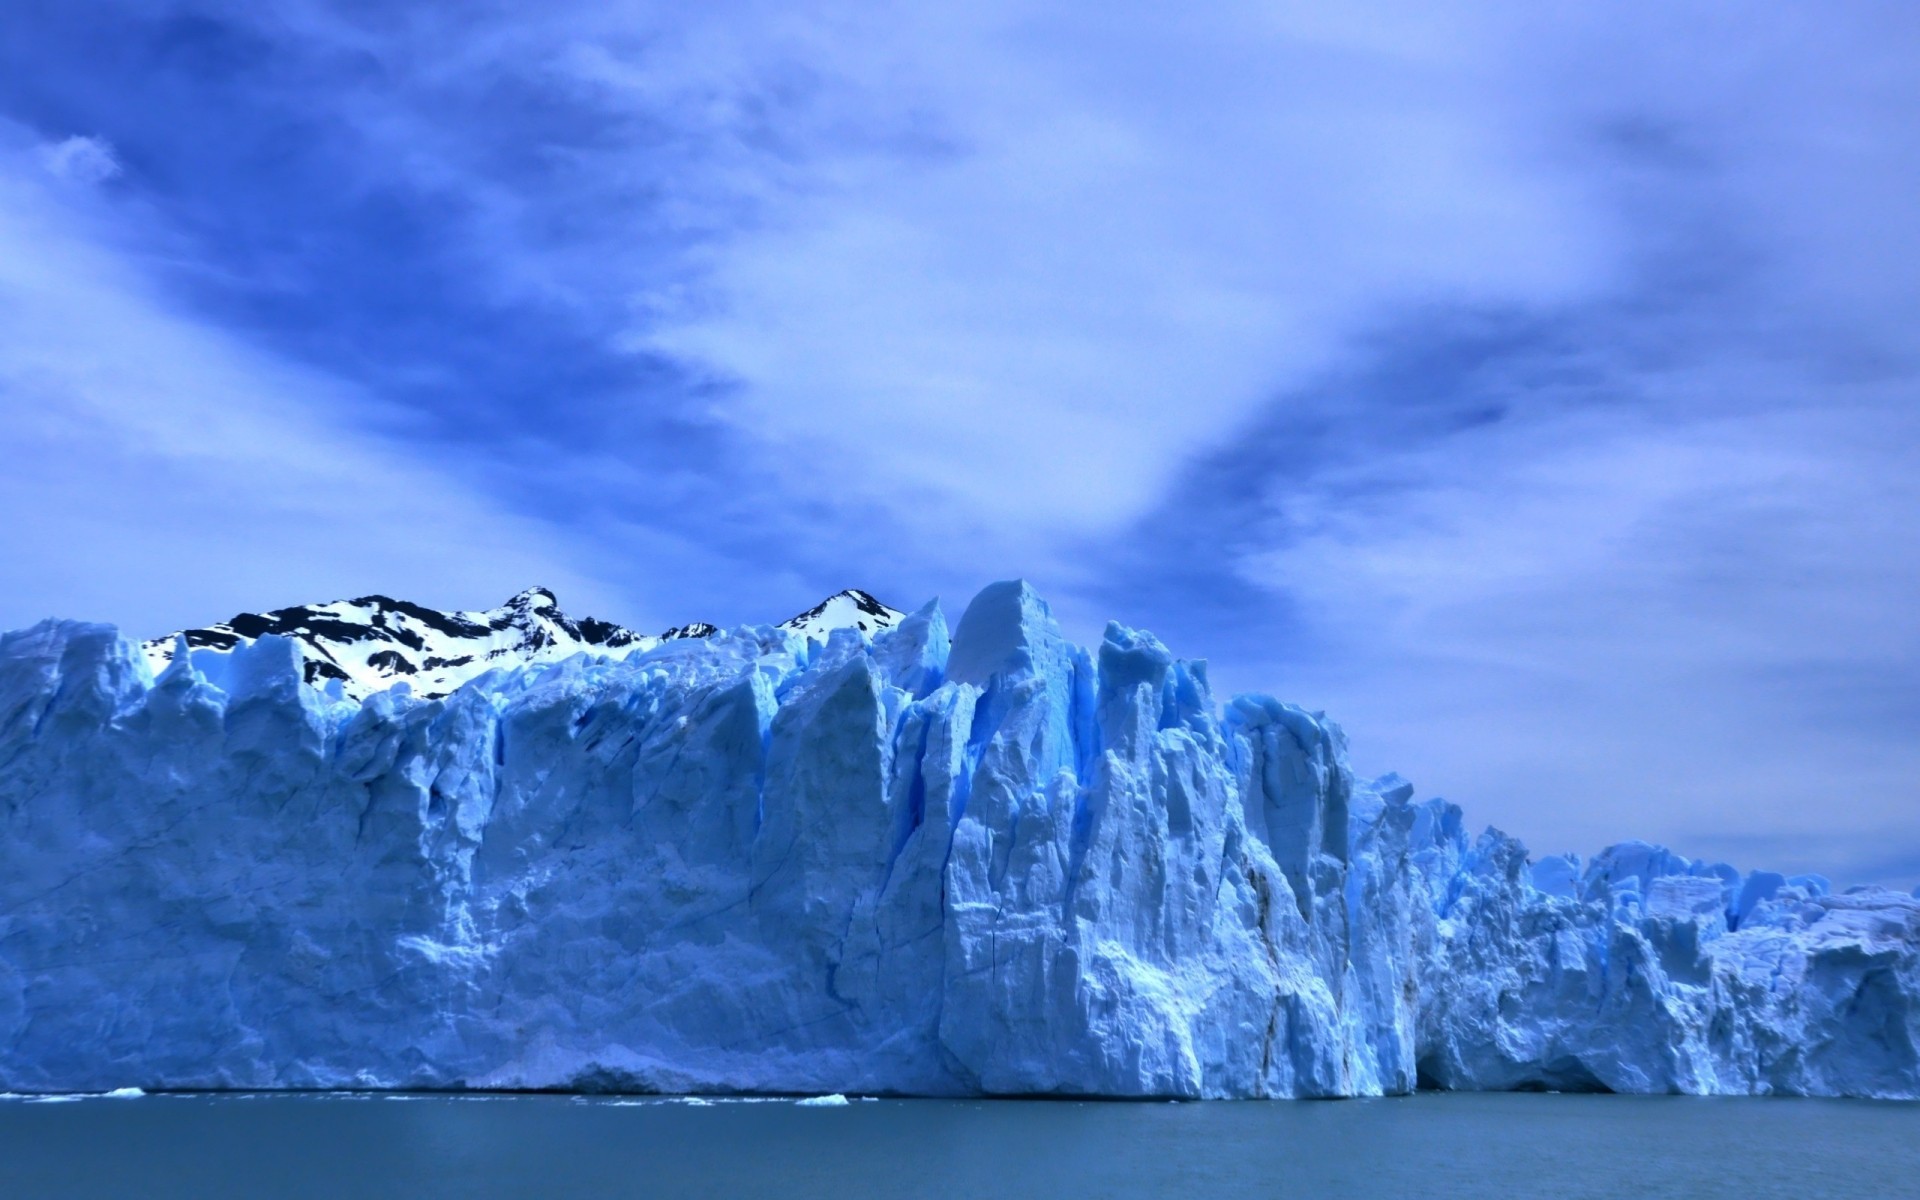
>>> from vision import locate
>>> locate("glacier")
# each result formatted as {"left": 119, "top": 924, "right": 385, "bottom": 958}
{"left": 0, "top": 580, "right": 1915, "bottom": 1099}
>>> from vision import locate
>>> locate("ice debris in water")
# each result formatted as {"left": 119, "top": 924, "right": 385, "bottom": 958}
{"left": 795, "top": 1094, "right": 851, "bottom": 1107}
{"left": 0, "top": 581, "right": 1915, "bottom": 1098}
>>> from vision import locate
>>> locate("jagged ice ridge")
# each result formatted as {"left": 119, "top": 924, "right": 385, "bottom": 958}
{"left": 140, "top": 586, "right": 904, "bottom": 702}
{"left": 1, "top": 582, "right": 1915, "bottom": 1098}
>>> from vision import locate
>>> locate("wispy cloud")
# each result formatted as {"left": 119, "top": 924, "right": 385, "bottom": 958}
{"left": 1073, "top": 1, "right": 1920, "bottom": 882}
{"left": 0, "top": 2, "right": 1915, "bottom": 883}
{"left": 36, "top": 134, "right": 119, "bottom": 184}
{"left": 642, "top": 4, "right": 1621, "bottom": 561}
{"left": 0, "top": 125, "right": 633, "bottom": 634}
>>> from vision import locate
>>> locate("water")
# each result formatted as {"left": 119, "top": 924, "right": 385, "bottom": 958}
{"left": 2, "top": 1091, "right": 1916, "bottom": 1198}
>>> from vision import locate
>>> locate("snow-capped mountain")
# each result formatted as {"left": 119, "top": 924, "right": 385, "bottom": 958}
{"left": 779, "top": 588, "right": 902, "bottom": 642}
{"left": 141, "top": 587, "right": 903, "bottom": 702}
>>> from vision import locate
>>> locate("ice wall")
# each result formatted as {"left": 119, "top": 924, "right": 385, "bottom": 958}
{"left": 1, "top": 582, "right": 1914, "bottom": 1097}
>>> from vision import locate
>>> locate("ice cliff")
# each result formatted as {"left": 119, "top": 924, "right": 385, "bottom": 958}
{"left": 1, "top": 582, "right": 1915, "bottom": 1098}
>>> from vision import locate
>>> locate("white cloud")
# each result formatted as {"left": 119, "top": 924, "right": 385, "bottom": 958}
{"left": 0, "top": 135, "right": 639, "bottom": 637}
{"left": 37, "top": 134, "right": 120, "bottom": 185}
{"left": 5, "top": 3, "right": 1917, "bottom": 887}
{"left": 1223, "top": 378, "right": 1920, "bottom": 884}
{"left": 1190, "top": 5, "right": 1920, "bottom": 884}
{"left": 635, "top": 4, "right": 1620, "bottom": 554}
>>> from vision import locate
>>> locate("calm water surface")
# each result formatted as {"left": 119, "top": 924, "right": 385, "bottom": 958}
{"left": 2, "top": 1090, "right": 1914, "bottom": 1199}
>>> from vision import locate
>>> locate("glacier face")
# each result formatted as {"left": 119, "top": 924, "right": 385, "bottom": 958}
{"left": 1, "top": 581, "right": 1915, "bottom": 1098}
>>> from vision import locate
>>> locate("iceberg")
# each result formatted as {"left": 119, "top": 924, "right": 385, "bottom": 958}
{"left": 0, "top": 581, "right": 1914, "bottom": 1098}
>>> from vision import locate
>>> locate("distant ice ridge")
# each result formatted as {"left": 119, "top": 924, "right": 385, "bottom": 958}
{"left": 140, "top": 587, "right": 903, "bottom": 702}
{"left": 1, "top": 581, "right": 1915, "bottom": 1099}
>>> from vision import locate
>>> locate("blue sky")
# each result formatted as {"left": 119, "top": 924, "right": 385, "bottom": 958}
{"left": 2, "top": 1, "right": 1917, "bottom": 885}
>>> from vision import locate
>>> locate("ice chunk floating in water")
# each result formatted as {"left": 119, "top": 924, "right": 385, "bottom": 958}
{"left": 0, "top": 582, "right": 1915, "bottom": 1098}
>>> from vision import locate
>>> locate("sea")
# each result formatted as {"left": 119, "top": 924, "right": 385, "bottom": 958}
{"left": 2, "top": 1090, "right": 1915, "bottom": 1198}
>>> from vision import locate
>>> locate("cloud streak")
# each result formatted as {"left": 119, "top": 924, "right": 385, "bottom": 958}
{"left": 0, "top": 126, "right": 635, "bottom": 634}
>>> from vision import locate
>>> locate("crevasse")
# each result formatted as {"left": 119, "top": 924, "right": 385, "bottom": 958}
{"left": 0, "top": 581, "right": 1914, "bottom": 1097}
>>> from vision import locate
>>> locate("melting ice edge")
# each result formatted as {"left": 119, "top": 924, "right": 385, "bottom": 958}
{"left": 2, "top": 581, "right": 1916, "bottom": 1098}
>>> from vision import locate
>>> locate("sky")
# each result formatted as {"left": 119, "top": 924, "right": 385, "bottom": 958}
{"left": 1, "top": 1, "right": 1916, "bottom": 886}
